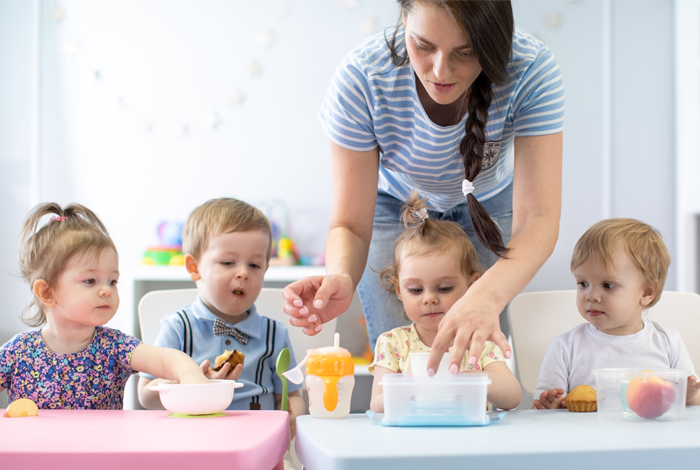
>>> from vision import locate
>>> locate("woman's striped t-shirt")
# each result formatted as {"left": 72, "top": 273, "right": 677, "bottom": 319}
{"left": 319, "top": 27, "right": 565, "bottom": 212}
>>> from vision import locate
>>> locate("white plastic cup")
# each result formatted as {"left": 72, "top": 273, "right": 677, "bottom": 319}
{"left": 306, "top": 375, "right": 355, "bottom": 418}
{"left": 408, "top": 352, "right": 452, "bottom": 376}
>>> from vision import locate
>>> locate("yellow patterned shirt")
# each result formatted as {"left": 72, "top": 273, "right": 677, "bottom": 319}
{"left": 369, "top": 323, "right": 505, "bottom": 374}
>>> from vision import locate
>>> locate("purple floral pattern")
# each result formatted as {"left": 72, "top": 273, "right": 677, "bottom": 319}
{"left": 0, "top": 327, "right": 140, "bottom": 409}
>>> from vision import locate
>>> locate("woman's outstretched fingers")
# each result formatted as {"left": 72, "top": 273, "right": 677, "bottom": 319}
{"left": 463, "top": 327, "right": 487, "bottom": 368}
{"left": 490, "top": 329, "right": 512, "bottom": 359}
{"left": 427, "top": 319, "right": 459, "bottom": 375}
{"left": 282, "top": 278, "right": 319, "bottom": 319}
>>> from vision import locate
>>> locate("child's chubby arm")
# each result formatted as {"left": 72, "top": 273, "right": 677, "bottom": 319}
{"left": 533, "top": 388, "right": 567, "bottom": 409}
{"left": 133, "top": 344, "right": 208, "bottom": 409}
{"left": 369, "top": 365, "right": 395, "bottom": 413}
{"left": 686, "top": 375, "right": 700, "bottom": 406}
{"left": 275, "top": 391, "right": 304, "bottom": 440}
{"left": 138, "top": 356, "right": 242, "bottom": 410}
{"left": 532, "top": 337, "right": 570, "bottom": 409}
{"left": 478, "top": 361, "right": 521, "bottom": 410}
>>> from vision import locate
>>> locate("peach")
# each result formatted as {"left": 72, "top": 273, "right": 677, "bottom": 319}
{"left": 626, "top": 373, "right": 676, "bottom": 419}
{"left": 3, "top": 398, "right": 39, "bottom": 418}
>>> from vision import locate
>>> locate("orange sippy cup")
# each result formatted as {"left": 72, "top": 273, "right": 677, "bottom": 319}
{"left": 305, "top": 333, "right": 355, "bottom": 418}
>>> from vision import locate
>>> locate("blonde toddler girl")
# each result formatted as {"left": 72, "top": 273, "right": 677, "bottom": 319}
{"left": 369, "top": 193, "right": 521, "bottom": 412}
{"left": 0, "top": 203, "right": 208, "bottom": 409}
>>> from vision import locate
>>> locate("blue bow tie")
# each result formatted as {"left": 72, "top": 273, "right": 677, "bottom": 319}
{"left": 213, "top": 317, "right": 248, "bottom": 345}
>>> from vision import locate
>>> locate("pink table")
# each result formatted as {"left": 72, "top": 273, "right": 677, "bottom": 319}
{"left": 0, "top": 409, "right": 289, "bottom": 470}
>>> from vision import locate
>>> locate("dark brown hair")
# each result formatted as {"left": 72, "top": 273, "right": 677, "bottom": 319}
{"left": 380, "top": 191, "right": 483, "bottom": 295}
{"left": 182, "top": 198, "right": 273, "bottom": 261}
{"left": 19, "top": 203, "right": 117, "bottom": 327}
{"left": 571, "top": 218, "right": 671, "bottom": 308}
{"left": 387, "top": 0, "right": 514, "bottom": 257}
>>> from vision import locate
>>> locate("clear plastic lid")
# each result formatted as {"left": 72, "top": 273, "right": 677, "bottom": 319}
{"left": 381, "top": 372, "right": 490, "bottom": 386}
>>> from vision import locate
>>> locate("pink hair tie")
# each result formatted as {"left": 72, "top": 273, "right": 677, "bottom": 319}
{"left": 50, "top": 216, "right": 67, "bottom": 222}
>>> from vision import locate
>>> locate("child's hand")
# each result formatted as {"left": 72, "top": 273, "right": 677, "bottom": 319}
{"left": 178, "top": 370, "right": 210, "bottom": 385}
{"left": 533, "top": 388, "right": 566, "bottom": 409}
{"left": 687, "top": 376, "right": 700, "bottom": 405}
{"left": 200, "top": 359, "right": 243, "bottom": 381}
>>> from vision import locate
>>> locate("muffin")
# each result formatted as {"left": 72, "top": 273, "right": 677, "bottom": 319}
{"left": 565, "top": 384, "right": 597, "bottom": 412}
{"left": 213, "top": 349, "right": 245, "bottom": 372}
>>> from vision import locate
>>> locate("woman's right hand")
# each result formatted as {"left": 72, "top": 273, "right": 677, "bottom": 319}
{"left": 282, "top": 274, "right": 355, "bottom": 335}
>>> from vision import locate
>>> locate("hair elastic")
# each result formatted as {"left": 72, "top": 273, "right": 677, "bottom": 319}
{"left": 413, "top": 208, "right": 428, "bottom": 222}
{"left": 462, "top": 179, "right": 475, "bottom": 198}
{"left": 50, "top": 216, "right": 67, "bottom": 222}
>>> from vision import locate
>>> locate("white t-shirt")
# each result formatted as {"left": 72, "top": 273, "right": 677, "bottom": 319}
{"left": 534, "top": 319, "right": 696, "bottom": 398}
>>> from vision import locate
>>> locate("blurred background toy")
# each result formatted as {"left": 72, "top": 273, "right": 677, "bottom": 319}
{"left": 141, "top": 221, "right": 185, "bottom": 265}
{"left": 259, "top": 199, "right": 302, "bottom": 266}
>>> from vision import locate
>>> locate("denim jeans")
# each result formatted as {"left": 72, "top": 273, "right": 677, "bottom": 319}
{"left": 357, "top": 183, "right": 514, "bottom": 349}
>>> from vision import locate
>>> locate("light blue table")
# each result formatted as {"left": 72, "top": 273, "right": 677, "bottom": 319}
{"left": 296, "top": 408, "right": 700, "bottom": 469}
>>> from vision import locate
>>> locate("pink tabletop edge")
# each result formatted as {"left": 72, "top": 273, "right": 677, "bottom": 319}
{"left": 0, "top": 409, "right": 289, "bottom": 470}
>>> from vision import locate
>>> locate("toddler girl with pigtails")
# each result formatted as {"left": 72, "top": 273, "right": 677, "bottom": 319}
{"left": 0, "top": 203, "right": 208, "bottom": 409}
{"left": 369, "top": 192, "right": 521, "bottom": 412}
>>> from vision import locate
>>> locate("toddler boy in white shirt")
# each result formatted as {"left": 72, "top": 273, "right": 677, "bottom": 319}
{"left": 534, "top": 218, "right": 700, "bottom": 409}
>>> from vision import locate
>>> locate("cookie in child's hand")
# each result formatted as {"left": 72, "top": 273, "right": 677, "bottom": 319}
{"left": 213, "top": 349, "right": 245, "bottom": 372}
{"left": 565, "top": 384, "right": 597, "bottom": 412}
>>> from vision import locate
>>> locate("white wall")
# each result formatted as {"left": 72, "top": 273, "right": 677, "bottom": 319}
{"left": 0, "top": 1, "right": 684, "bottom": 395}
{"left": 675, "top": 0, "right": 700, "bottom": 293}
{"left": 514, "top": 0, "right": 677, "bottom": 292}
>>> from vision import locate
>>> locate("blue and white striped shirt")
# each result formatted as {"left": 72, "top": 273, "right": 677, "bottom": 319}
{"left": 319, "top": 28, "right": 565, "bottom": 212}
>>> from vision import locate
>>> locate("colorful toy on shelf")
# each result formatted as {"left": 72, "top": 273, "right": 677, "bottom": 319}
{"left": 141, "top": 221, "right": 185, "bottom": 266}
{"left": 270, "top": 235, "right": 299, "bottom": 266}
{"left": 259, "top": 199, "right": 302, "bottom": 266}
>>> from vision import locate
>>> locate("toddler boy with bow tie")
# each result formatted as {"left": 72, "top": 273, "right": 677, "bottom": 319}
{"left": 138, "top": 198, "right": 304, "bottom": 428}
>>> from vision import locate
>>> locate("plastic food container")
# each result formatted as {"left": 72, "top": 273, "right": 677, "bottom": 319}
{"left": 408, "top": 352, "right": 451, "bottom": 376}
{"left": 305, "top": 334, "right": 355, "bottom": 419}
{"left": 380, "top": 373, "right": 491, "bottom": 426}
{"left": 593, "top": 368, "right": 688, "bottom": 421}
{"left": 148, "top": 379, "right": 243, "bottom": 415}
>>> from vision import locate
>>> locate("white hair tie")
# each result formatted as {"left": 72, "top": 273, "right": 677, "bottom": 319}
{"left": 462, "top": 179, "right": 475, "bottom": 198}
{"left": 413, "top": 208, "right": 428, "bottom": 222}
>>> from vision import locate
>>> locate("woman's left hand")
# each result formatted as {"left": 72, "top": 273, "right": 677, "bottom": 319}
{"left": 427, "top": 291, "right": 510, "bottom": 376}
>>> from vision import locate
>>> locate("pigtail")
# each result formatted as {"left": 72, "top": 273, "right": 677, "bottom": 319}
{"left": 19, "top": 203, "right": 65, "bottom": 282}
{"left": 400, "top": 191, "right": 429, "bottom": 228}
{"left": 62, "top": 204, "right": 112, "bottom": 238}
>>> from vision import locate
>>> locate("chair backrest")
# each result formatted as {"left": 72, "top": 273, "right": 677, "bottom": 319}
{"left": 509, "top": 290, "right": 700, "bottom": 397}
{"left": 138, "top": 287, "right": 338, "bottom": 362}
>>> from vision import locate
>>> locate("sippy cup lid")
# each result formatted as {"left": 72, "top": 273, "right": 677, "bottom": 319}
{"left": 306, "top": 333, "right": 355, "bottom": 377}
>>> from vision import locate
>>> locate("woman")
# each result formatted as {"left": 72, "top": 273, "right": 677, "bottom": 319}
{"left": 283, "top": 0, "right": 563, "bottom": 375}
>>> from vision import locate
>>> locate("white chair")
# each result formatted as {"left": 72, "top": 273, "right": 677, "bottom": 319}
{"left": 509, "top": 290, "right": 700, "bottom": 398}
{"left": 138, "top": 287, "right": 338, "bottom": 362}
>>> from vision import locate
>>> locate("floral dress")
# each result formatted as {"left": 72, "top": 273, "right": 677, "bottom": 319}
{"left": 0, "top": 327, "right": 140, "bottom": 409}
{"left": 369, "top": 323, "right": 504, "bottom": 374}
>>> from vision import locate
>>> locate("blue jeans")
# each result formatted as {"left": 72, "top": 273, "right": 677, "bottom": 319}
{"left": 357, "top": 183, "right": 514, "bottom": 349}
